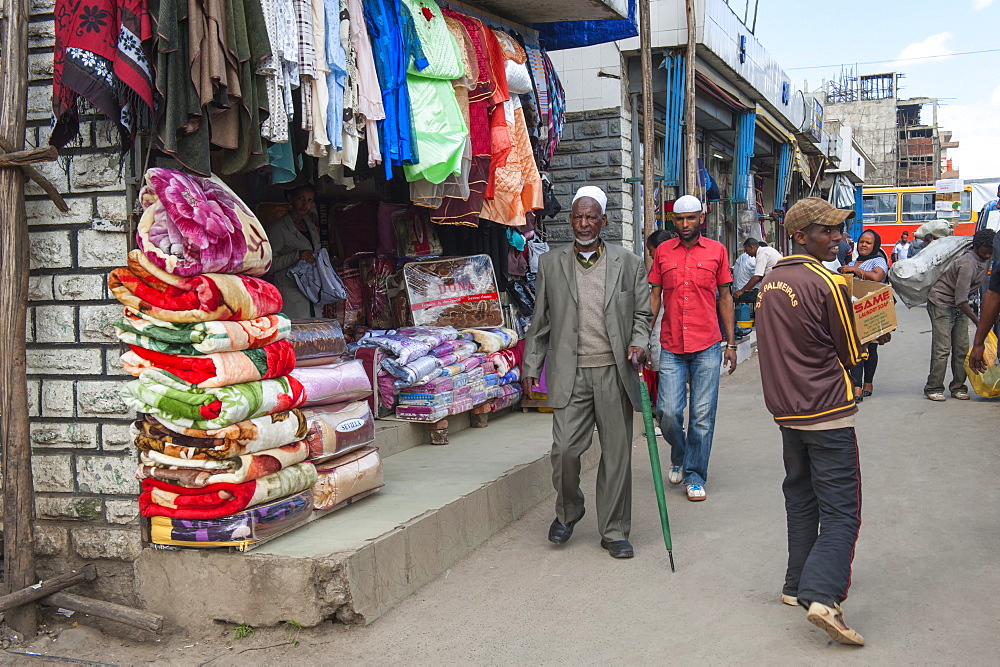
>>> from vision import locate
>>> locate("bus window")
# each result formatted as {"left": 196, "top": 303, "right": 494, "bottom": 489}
{"left": 960, "top": 190, "right": 972, "bottom": 221}
{"left": 901, "top": 192, "right": 936, "bottom": 222}
{"left": 863, "top": 194, "right": 897, "bottom": 223}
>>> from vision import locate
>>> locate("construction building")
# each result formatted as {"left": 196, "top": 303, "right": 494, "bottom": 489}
{"left": 823, "top": 71, "right": 959, "bottom": 187}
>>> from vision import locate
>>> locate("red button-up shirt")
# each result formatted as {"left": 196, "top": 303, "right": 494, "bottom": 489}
{"left": 649, "top": 236, "right": 733, "bottom": 354}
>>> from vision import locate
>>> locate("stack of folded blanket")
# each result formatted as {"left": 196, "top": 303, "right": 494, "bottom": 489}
{"left": 349, "top": 325, "right": 522, "bottom": 422}
{"left": 111, "top": 168, "right": 383, "bottom": 547}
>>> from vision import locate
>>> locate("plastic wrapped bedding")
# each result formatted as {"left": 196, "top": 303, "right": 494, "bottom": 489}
{"left": 395, "top": 404, "right": 449, "bottom": 421}
{"left": 312, "top": 448, "right": 384, "bottom": 510}
{"left": 287, "top": 319, "right": 349, "bottom": 360}
{"left": 290, "top": 360, "right": 373, "bottom": 406}
{"left": 301, "top": 401, "right": 376, "bottom": 461}
{"left": 149, "top": 490, "right": 313, "bottom": 547}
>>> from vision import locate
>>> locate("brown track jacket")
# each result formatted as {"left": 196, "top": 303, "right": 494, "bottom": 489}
{"left": 755, "top": 255, "right": 867, "bottom": 427}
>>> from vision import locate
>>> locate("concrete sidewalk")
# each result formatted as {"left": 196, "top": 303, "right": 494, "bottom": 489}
{"left": 14, "top": 304, "right": 1000, "bottom": 663}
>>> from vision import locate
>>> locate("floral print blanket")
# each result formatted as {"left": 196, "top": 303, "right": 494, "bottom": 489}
{"left": 132, "top": 411, "right": 308, "bottom": 460}
{"left": 109, "top": 250, "right": 282, "bottom": 323}
{"left": 136, "top": 169, "right": 272, "bottom": 277}
{"left": 120, "top": 340, "right": 296, "bottom": 388}
{"left": 114, "top": 309, "right": 292, "bottom": 355}
{"left": 139, "top": 462, "right": 318, "bottom": 519}
{"left": 122, "top": 369, "right": 305, "bottom": 431}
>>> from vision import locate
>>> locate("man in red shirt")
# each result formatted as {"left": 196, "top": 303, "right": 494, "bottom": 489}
{"left": 649, "top": 195, "right": 737, "bottom": 502}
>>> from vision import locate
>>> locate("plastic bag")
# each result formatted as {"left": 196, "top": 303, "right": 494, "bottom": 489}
{"left": 888, "top": 236, "right": 971, "bottom": 308}
{"left": 966, "top": 332, "right": 1000, "bottom": 398}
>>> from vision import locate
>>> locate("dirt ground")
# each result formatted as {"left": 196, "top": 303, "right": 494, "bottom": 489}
{"left": 3, "top": 304, "right": 1000, "bottom": 665}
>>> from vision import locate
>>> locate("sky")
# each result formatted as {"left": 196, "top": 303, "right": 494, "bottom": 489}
{"left": 750, "top": 0, "right": 1000, "bottom": 179}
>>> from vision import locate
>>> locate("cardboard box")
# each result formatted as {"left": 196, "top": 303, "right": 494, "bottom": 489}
{"left": 848, "top": 277, "right": 897, "bottom": 344}
{"left": 935, "top": 178, "right": 965, "bottom": 193}
{"left": 936, "top": 191, "right": 961, "bottom": 202}
{"left": 935, "top": 199, "right": 962, "bottom": 211}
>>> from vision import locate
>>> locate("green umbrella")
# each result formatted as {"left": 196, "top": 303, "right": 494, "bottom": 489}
{"left": 638, "top": 369, "right": 675, "bottom": 571}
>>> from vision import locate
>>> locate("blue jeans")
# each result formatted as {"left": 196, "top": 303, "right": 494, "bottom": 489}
{"left": 657, "top": 343, "right": 722, "bottom": 486}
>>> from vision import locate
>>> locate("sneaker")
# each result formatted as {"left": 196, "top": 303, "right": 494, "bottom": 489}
{"left": 667, "top": 466, "right": 683, "bottom": 485}
{"left": 654, "top": 425, "right": 663, "bottom": 437}
{"left": 924, "top": 392, "right": 946, "bottom": 402}
{"left": 805, "top": 601, "right": 865, "bottom": 646}
{"left": 952, "top": 390, "right": 970, "bottom": 400}
{"left": 686, "top": 484, "right": 706, "bottom": 501}
{"left": 780, "top": 594, "right": 799, "bottom": 607}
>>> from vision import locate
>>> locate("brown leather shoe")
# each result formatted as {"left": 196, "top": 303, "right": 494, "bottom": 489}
{"left": 806, "top": 601, "right": 865, "bottom": 646}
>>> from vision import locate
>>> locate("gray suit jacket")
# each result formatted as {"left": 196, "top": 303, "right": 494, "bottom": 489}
{"left": 523, "top": 243, "right": 652, "bottom": 410}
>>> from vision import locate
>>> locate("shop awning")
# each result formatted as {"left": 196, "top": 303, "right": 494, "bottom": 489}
{"left": 456, "top": 0, "right": 628, "bottom": 26}
{"left": 696, "top": 72, "right": 746, "bottom": 112}
{"left": 528, "top": 0, "right": 636, "bottom": 50}
{"left": 754, "top": 107, "right": 794, "bottom": 144}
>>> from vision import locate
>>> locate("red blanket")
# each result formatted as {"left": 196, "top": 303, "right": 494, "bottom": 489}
{"left": 138, "top": 461, "right": 318, "bottom": 519}
{"left": 121, "top": 340, "right": 296, "bottom": 388}
{"left": 109, "top": 250, "right": 282, "bottom": 323}
{"left": 51, "top": 0, "right": 154, "bottom": 149}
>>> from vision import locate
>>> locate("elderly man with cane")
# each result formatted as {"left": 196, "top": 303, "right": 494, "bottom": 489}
{"left": 523, "top": 186, "right": 651, "bottom": 559}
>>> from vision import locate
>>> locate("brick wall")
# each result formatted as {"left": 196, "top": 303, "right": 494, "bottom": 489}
{"left": 20, "top": 0, "right": 141, "bottom": 604}
{"left": 548, "top": 107, "right": 635, "bottom": 251}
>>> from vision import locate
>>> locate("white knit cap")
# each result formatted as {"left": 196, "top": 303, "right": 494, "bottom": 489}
{"left": 673, "top": 195, "right": 704, "bottom": 214}
{"left": 572, "top": 186, "right": 608, "bottom": 214}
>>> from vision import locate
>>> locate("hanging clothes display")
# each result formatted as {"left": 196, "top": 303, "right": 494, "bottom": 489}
{"left": 51, "top": 0, "right": 155, "bottom": 150}
{"left": 479, "top": 30, "right": 542, "bottom": 227}
{"left": 363, "top": 0, "right": 427, "bottom": 177}
{"left": 399, "top": 0, "right": 467, "bottom": 186}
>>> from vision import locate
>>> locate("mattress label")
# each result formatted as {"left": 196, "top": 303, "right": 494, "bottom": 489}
{"left": 336, "top": 418, "right": 366, "bottom": 433}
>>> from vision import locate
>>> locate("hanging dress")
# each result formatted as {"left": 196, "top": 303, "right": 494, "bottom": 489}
{"left": 479, "top": 31, "right": 542, "bottom": 227}
{"left": 399, "top": 0, "right": 467, "bottom": 185}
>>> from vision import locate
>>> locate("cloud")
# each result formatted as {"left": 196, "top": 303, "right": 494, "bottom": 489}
{"left": 972, "top": 0, "right": 994, "bottom": 9}
{"left": 937, "top": 85, "right": 1000, "bottom": 179}
{"left": 893, "top": 32, "right": 955, "bottom": 67}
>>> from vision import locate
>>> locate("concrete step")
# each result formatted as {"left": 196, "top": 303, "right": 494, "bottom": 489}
{"left": 134, "top": 409, "right": 591, "bottom": 631}
{"left": 134, "top": 344, "right": 756, "bottom": 632}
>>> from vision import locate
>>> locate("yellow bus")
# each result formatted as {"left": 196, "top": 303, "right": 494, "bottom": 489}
{"left": 861, "top": 185, "right": 976, "bottom": 253}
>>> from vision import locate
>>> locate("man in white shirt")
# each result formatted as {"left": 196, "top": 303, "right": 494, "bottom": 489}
{"left": 891, "top": 231, "right": 911, "bottom": 263}
{"left": 733, "top": 238, "right": 783, "bottom": 301}
{"left": 732, "top": 245, "right": 757, "bottom": 294}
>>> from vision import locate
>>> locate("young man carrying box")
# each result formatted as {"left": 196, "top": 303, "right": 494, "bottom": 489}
{"left": 754, "top": 198, "right": 868, "bottom": 646}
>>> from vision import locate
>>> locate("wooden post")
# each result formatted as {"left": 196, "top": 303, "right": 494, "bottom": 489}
{"left": 684, "top": 0, "right": 698, "bottom": 194}
{"left": 0, "top": 0, "right": 38, "bottom": 636}
{"left": 639, "top": 0, "right": 655, "bottom": 242}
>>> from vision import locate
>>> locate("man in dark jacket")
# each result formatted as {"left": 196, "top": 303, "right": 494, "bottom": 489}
{"left": 755, "top": 198, "right": 868, "bottom": 646}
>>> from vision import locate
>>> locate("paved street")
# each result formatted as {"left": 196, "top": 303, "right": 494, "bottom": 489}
{"left": 14, "top": 303, "right": 1000, "bottom": 664}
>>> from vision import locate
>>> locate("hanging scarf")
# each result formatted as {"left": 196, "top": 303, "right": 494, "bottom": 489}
{"left": 51, "top": 0, "right": 154, "bottom": 150}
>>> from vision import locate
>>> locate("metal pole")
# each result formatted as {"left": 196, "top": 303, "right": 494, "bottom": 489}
{"left": 684, "top": 0, "right": 698, "bottom": 194}
{"left": 640, "top": 0, "right": 656, "bottom": 242}
{"left": 0, "top": 0, "right": 39, "bottom": 635}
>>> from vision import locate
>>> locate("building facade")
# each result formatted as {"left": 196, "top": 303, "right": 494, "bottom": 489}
{"left": 545, "top": 0, "right": 866, "bottom": 257}
{"left": 824, "top": 72, "right": 960, "bottom": 187}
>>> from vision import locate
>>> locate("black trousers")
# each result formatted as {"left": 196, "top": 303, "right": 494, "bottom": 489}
{"left": 780, "top": 426, "right": 862, "bottom": 608}
{"left": 849, "top": 342, "right": 878, "bottom": 387}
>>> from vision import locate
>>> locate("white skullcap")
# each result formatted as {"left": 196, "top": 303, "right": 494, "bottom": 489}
{"left": 673, "top": 195, "right": 704, "bottom": 214}
{"left": 572, "top": 186, "right": 608, "bottom": 214}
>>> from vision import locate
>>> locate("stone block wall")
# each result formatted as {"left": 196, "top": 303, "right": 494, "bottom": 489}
{"left": 19, "top": 0, "right": 141, "bottom": 605}
{"left": 547, "top": 107, "right": 635, "bottom": 251}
